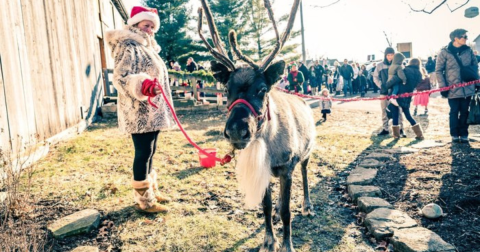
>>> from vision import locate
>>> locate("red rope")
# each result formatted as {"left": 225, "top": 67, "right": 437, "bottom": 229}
{"left": 278, "top": 79, "right": 480, "bottom": 102}
{"left": 152, "top": 83, "right": 232, "bottom": 166}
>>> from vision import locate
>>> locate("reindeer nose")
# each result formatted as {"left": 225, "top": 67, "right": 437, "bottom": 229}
{"left": 224, "top": 127, "right": 250, "bottom": 140}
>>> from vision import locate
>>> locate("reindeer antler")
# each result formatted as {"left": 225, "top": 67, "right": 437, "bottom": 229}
{"left": 198, "top": 1, "right": 235, "bottom": 71}
{"left": 229, "top": 31, "right": 259, "bottom": 70}
{"left": 260, "top": 0, "right": 300, "bottom": 71}
{"left": 199, "top": 0, "right": 301, "bottom": 72}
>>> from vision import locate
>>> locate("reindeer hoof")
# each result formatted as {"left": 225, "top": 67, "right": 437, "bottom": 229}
{"left": 302, "top": 203, "right": 315, "bottom": 217}
{"left": 259, "top": 236, "right": 279, "bottom": 252}
{"left": 279, "top": 242, "right": 295, "bottom": 252}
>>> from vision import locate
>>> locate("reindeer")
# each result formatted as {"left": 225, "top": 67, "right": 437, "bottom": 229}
{"left": 198, "top": 0, "right": 315, "bottom": 251}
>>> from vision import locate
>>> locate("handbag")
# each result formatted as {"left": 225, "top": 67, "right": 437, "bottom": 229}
{"left": 451, "top": 52, "right": 479, "bottom": 82}
{"left": 467, "top": 92, "right": 480, "bottom": 125}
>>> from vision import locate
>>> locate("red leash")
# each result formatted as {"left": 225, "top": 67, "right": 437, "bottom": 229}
{"left": 153, "top": 83, "right": 232, "bottom": 166}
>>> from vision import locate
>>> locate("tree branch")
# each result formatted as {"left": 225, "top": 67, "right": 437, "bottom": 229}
{"left": 447, "top": 0, "right": 470, "bottom": 12}
{"left": 407, "top": 0, "right": 470, "bottom": 14}
{"left": 310, "top": 0, "right": 341, "bottom": 8}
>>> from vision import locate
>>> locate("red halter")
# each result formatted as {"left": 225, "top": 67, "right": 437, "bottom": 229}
{"left": 228, "top": 98, "right": 271, "bottom": 122}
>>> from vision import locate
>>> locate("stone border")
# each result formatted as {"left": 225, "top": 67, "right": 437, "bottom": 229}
{"left": 345, "top": 143, "right": 456, "bottom": 252}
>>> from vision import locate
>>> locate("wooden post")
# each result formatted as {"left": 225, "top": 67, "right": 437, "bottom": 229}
{"left": 192, "top": 79, "right": 198, "bottom": 101}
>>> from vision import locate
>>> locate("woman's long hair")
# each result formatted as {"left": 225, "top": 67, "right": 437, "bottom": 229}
{"left": 409, "top": 58, "right": 425, "bottom": 79}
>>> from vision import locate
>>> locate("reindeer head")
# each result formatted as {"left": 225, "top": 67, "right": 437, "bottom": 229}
{"left": 198, "top": 0, "right": 300, "bottom": 149}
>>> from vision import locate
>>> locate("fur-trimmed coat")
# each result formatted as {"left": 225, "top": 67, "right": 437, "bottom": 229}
{"left": 105, "top": 25, "right": 175, "bottom": 134}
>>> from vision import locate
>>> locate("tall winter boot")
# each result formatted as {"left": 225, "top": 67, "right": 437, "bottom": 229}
{"left": 132, "top": 179, "right": 168, "bottom": 213}
{"left": 411, "top": 124, "right": 425, "bottom": 140}
{"left": 392, "top": 125, "right": 400, "bottom": 139}
{"left": 148, "top": 170, "right": 171, "bottom": 203}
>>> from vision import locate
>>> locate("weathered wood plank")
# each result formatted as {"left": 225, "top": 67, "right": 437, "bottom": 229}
{"left": 0, "top": 0, "right": 32, "bottom": 150}
{"left": 20, "top": 0, "right": 60, "bottom": 140}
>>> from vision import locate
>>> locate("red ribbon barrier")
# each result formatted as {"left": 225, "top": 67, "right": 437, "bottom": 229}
{"left": 277, "top": 79, "right": 480, "bottom": 102}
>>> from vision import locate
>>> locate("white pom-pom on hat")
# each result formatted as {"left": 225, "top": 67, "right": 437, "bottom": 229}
{"left": 127, "top": 6, "right": 160, "bottom": 32}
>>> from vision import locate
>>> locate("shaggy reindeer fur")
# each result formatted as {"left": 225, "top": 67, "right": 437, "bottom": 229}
{"left": 235, "top": 87, "right": 315, "bottom": 209}
{"left": 200, "top": 0, "right": 311, "bottom": 250}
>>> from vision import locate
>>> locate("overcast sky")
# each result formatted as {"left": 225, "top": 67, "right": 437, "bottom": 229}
{"left": 126, "top": 0, "right": 480, "bottom": 63}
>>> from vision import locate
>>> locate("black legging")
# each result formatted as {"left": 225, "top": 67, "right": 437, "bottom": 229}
{"left": 131, "top": 131, "right": 160, "bottom": 181}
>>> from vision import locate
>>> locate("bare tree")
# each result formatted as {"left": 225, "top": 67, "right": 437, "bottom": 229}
{"left": 309, "top": 0, "right": 341, "bottom": 8}
{"left": 406, "top": 0, "right": 470, "bottom": 14}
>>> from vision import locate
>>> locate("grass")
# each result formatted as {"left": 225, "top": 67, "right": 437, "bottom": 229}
{"left": 27, "top": 99, "right": 463, "bottom": 251}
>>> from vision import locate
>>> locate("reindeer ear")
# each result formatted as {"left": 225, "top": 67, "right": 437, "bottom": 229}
{"left": 264, "top": 60, "right": 286, "bottom": 87}
{"left": 210, "top": 61, "right": 231, "bottom": 84}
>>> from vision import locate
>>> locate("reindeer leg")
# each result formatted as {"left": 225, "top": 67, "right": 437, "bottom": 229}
{"left": 273, "top": 194, "right": 282, "bottom": 222}
{"left": 260, "top": 186, "right": 279, "bottom": 252}
{"left": 300, "top": 157, "right": 315, "bottom": 217}
{"left": 279, "top": 172, "right": 294, "bottom": 252}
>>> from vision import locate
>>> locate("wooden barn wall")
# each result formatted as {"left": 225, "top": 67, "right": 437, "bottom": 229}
{"left": 0, "top": 0, "right": 124, "bottom": 152}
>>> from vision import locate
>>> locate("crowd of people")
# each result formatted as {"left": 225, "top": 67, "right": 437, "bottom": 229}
{"left": 278, "top": 29, "right": 479, "bottom": 142}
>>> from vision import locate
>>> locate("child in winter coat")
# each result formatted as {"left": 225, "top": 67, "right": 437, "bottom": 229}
{"left": 320, "top": 88, "right": 332, "bottom": 121}
{"left": 388, "top": 53, "right": 407, "bottom": 106}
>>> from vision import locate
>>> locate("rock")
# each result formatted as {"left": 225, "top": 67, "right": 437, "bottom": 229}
{"left": 48, "top": 209, "right": 100, "bottom": 239}
{"left": 468, "top": 135, "right": 480, "bottom": 142}
{"left": 365, "top": 152, "right": 394, "bottom": 161}
{"left": 410, "top": 140, "right": 447, "bottom": 149}
{"left": 364, "top": 208, "right": 417, "bottom": 240}
{"left": 391, "top": 227, "right": 456, "bottom": 252}
{"left": 421, "top": 203, "right": 443, "bottom": 219}
{"left": 346, "top": 167, "right": 377, "bottom": 185}
{"left": 383, "top": 147, "right": 418, "bottom": 154}
{"left": 359, "top": 159, "right": 383, "bottom": 168}
{"left": 348, "top": 185, "right": 382, "bottom": 202}
{"left": 357, "top": 197, "right": 394, "bottom": 213}
{"left": 71, "top": 246, "right": 99, "bottom": 252}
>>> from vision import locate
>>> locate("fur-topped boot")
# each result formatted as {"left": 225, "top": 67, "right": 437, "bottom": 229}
{"left": 148, "top": 170, "right": 171, "bottom": 203}
{"left": 411, "top": 124, "right": 425, "bottom": 140}
{"left": 132, "top": 178, "right": 168, "bottom": 213}
{"left": 392, "top": 125, "right": 400, "bottom": 139}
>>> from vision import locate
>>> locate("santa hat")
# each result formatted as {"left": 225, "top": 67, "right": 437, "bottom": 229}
{"left": 127, "top": 6, "right": 160, "bottom": 32}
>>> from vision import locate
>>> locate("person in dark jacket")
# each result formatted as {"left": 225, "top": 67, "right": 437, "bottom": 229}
{"left": 299, "top": 62, "right": 310, "bottom": 94}
{"left": 425, "top": 56, "right": 436, "bottom": 87}
{"left": 309, "top": 66, "right": 318, "bottom": 95}
{"left": 186, "top": 57, "right": 198, "bottom": 73}
{"left": 386, "top": 58, "right": 425, "bottom": 140}
{"left": 314, "top": 61, "right": 325, "bottom": 89}
{"left": 359, "top": 65, "right": 368, "bottom": 97}
{"left": 373, "top": 47, "right": 405, "bottom": 136}
{"left": 436, "top": 28, "right": 480, "bottom": 143}
{"left": 340, "top": 59, "right": 354, "bottom": 96}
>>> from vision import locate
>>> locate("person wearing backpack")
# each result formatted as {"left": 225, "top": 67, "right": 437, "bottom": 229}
{"left": 436, "top": 28, "right": 480, "bottom": 143}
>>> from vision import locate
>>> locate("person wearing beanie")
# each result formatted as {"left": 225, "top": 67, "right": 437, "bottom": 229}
{"left": 105, "top": 6, "right": 174, "bottom": 213}
{"left": 372, "top": 47, "right": 405, "bottom": 137}
{"left": 436, "top": 28, "right": 479, "bottom": 143}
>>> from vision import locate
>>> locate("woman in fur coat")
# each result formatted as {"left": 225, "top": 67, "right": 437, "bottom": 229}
{"left": 106, "top": 6, "right": 175, "bottom": 213}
